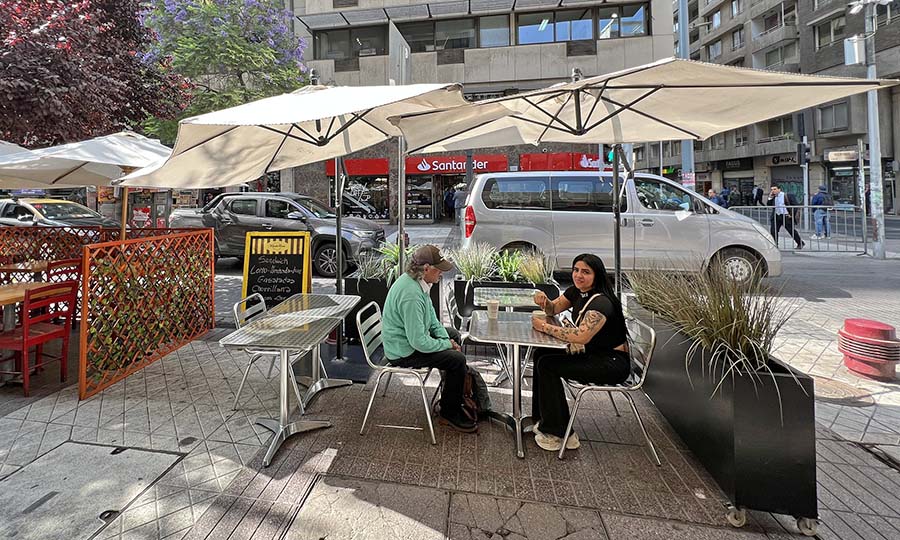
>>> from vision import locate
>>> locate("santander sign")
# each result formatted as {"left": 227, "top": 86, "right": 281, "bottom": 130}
{"left": 407, "top": 155, "right": 507, "bottom": 175}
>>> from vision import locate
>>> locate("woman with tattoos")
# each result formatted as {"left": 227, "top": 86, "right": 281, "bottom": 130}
{"left": 529, "top": 253, "right": 629, "bottom": 452}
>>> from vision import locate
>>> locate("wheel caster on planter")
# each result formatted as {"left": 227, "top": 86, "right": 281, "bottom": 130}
{"left": 725, "top": 505, "right": 747, "bottom": 528}
{"left": 796, "top": 517, "right": 818, "bottom": 537}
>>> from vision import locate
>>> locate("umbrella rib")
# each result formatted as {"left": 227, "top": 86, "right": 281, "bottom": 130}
{"left": 173, "top": 126, "right": 242, "bottom": 155}
{"left": 523, "top": 96, "right": 578, "bottom": 135}
{"left": 582, "top": 88, "right": 660, "bottom": 133}
{"left": 258, "top": 125, "right": 320, "bottom": 146}
{"left": 323, "top": 116, "right": 338, "bottom": 140}
{"left": 405, "top": 116, "right": 516, "bottom": 154}
{"left": 350, "top": 112, "right": 393, "bottom": 140}
{"left": 262, "top": 126, "right": 292, "bottom": 174}
{"left": 49, "top": 161, "right": 91, "bottom": 184}
{"left": 583, "top": 79, "right": 610, "bottom": 129}
{"left": 592, "top": 93, "right": 702, "bottom": 140}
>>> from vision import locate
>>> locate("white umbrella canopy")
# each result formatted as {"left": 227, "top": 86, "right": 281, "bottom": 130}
{"left": 0, "top": 131, "right": 170, "bottom": 188}
{"left": 393, "top": 58, "right": 898, "bottom": 153}
{"left": 120, "top": 83, "right": 469, "bottom": 188}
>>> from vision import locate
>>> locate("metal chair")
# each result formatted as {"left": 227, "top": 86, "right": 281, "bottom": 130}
{"left": 356, "top": 301, "right": 437, "bottom": 444}
{"left": 558, "top": 317, "right": 661, "bottom": 465}
{"left": 231, "top": 294, "right": 307, "bottom": 412}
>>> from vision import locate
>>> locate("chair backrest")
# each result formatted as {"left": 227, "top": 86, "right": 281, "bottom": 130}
{"left": 356, "top": 301, "right": 385, "bottom": 370}
{"left": 22, "top": 281, "right": 78, "bottom": 334}
{"left": 47, "top": 258, "right": 82, "bottom": 283}
{"left": 625, "top": 317, "right": 657, "bottom": 390}
{"left": 445, "top": 286, "right": 468, "bottom": 332}
{"left": 233, "top": 293, "right": 267, "bottom": 329}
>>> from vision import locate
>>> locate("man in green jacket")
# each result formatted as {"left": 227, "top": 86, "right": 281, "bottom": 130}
{"left": 382, "top": 245, "right": 475, "bottom": 433}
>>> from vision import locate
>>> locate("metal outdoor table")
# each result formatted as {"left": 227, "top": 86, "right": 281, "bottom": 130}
{"left": 473, "top": 287, "right": 536, "bottom": 312}
{"left": 467, "top": 311, "right": 568, "bottom": 458}
{"left": 219, "top": 293, "right": 360, "bottom": 467}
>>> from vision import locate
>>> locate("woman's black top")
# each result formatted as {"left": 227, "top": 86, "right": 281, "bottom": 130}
{"left": 563, "top": 286, "right": 628, "bottom": 355}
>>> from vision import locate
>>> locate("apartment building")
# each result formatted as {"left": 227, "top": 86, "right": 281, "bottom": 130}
{"left": 638, "top": 0, "right": 900, "bottom": 214}
{"left": 280, "top": 0, "right": 674, "bottom": 223}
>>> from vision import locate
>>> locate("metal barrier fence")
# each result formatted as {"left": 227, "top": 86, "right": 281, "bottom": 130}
{"left": 79, "top": 229, "right": 215, "bottom": 399}
{"left": 729, "top": 205, "right": 867, "bottom": 253}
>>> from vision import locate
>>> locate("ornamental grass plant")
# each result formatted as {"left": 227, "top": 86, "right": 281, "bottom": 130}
{"left": 449, "top": 242, "right": 497, "bottom": 281}
{"left": 519, "top": 251, "right": 552, "bottom": 284}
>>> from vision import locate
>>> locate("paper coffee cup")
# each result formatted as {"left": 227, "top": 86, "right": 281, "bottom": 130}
{"left": 486, "top": 300, "right": 500, "bottom": 319}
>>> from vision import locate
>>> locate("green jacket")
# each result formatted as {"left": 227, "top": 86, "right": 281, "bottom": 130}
{"left": 382, "top": 273, "right": 449, "bottom": 360}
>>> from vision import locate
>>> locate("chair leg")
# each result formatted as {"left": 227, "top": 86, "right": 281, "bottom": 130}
{"left": 22, "top": 348, "right": 31, "bottom": 397}
{"left": 430, "top": 377, "right": 443, "bottom": 411}
{"left": 624, "top": 392, "right": 661, "bottom": 466}
{"left": 418, "top": 378, "right": 437, "bottom": 445}
{"left": 232, "top": 357, "right": 256, "bottom": 410}
{"left": 319, "top": 357, "right": 329, "bottom": 378}
{"left": 381, "top": 372, "right": 393, "bottom": 397}
{"left": 59, "top": 334, "right": 69, "bottom": 383}
{"left": 558, "top": 393, "right": 584, "bottom": 460}
{"left": 360, "top": 371, "right": 387, "bottom": 435}
{"left": 608, "top": 392, "right": 621, "bottom": 417}
{"left": 266, "top": 356, "right": 277, "bottom": 378}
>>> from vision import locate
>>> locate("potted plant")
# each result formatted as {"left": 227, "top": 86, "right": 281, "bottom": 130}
{"left": 628, "top": 267, "right": 817, "bottom": 534}
{"left": 450, "top": 244, "right": 560, "bottom": 317}
{"left": 343, "top": 244, "right": 440, "bottom": 341}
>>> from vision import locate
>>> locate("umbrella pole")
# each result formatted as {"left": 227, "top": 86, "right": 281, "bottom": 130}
{"left": 334, "top": 157, "right": 347, "bottom": 362}
{"left": 120, "top": 187, "right": 129, "bottom": 241}
{"left": 398, "top": 136, "right": 407, "bottom": 268}
{"left": 612, "top": 145, "right": 622, "bottom": 298}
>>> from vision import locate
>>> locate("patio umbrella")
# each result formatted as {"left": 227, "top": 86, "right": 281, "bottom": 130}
{"left": 0, "top": 132, "right": 173, "bottom": 236}
{"left": 392, "top": 58, "right": 898, "bottom": 290}
{"left": 119, "top": 82, "right": 469, "bottom": 360}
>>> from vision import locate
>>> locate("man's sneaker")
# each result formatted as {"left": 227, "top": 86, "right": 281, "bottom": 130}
{"left": 439, "top": 411, "right": 477, "bottom": 433}
{"left": 534, "top": 422, "right": 580, "bottom": 450}
{"left": 810, "top": 234, "right": 821, "bottom": 240}
{"left": 534, "top": 431, "right": 562, "bottom": 451}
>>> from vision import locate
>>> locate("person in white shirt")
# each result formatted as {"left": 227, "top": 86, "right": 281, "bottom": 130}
{"left": 767, "top": 184, "right": 805, "bottom": 250}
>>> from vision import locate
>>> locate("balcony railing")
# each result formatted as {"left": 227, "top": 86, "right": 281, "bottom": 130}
{"left": 757, "top": 133, "right": 793, "bottom": 143}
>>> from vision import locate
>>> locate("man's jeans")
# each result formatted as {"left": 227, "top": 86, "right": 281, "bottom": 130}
{"left": 388, "top": 327, "right": 466, "bottom": 417}
{"left": 814, "top": 209, "right": 829, "bottom": 237}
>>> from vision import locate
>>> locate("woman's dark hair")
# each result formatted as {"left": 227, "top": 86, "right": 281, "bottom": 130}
{"left": 572, "top": 253, "right": 623, "bottom": 315}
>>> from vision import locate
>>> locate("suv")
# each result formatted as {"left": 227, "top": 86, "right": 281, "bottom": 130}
{"left": 169, "top": 192, "right": 385, "bottom": 277}
{"left": 462, "top": 171, "right": 781, "bottom": 283}
{"left": 0, "top": 198, "right": 120, "bottom": 228}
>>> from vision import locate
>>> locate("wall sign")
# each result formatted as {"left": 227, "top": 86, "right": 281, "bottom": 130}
{"left": 242, "top": 232, "right": 311, "bottom": 307}
{"left": 723, "top": 158, "right": 753, "bottom": 171}
{"left": 771, "top": 154, "right": 798, "bottom": 166}
{"left": 405, "top": 154, "right": 508, "bottom": 175}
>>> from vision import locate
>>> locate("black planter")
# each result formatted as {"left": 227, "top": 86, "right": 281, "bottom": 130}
{"left": 343, "top": 277, "right": 441, "bottom": 341}
{"left": 452, "top": 277, "right": 562, "bottom": 317}
{"left": 640, "top": 308, "right": 817, "bottom": 521}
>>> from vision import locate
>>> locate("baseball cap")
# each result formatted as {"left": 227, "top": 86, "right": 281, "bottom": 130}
{"left": 412, "top": 245, "right": 453, "bottom": 271}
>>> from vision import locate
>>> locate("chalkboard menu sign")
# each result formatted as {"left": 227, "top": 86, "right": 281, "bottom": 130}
{"left": 241, "top": 232, "right": 311, "bottom": 307}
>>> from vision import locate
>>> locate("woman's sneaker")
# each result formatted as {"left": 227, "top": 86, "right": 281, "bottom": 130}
{"left": 533, "top": 423, "right": 580, "bottom": 451}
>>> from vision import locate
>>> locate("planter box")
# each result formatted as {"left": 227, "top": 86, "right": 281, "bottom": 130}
{"left": 452, "top": 278, "right": 562, "bottom": 317}
{"left": 343, "top": 277, "right": 440, "bottom": 342}
{"left": 638, "top": 307, "right": 817, "bottom": 520}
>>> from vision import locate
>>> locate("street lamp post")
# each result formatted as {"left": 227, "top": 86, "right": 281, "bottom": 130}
{"left": 677, "top": 0, "right": 696, "bottom": 191}
{"left": 848, "top": 0, "right": 889, "bottom": 258}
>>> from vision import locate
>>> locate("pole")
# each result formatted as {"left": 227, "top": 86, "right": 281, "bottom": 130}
{"left": 802, "top": 134, "right": 810, "bottom": 231}
{"left": 864, "top": 3, "right": 885, "bottom": 259}
{"left": 119, "top": 187, "right": 129, "bottom": 241}
{"left": 677, "top": 0, "right": 695, "bottom": 191}
{"left": 612, "top": 144, "right": 622, "bottom": 297}
{"left": 334, "top": 157, "right": 347, "bottom": 361}
{"left": 659, "top": 141, "right": 663, "bottom": 176}
{"left": 398, "top": 136, "right": 407, "bottom": 270}
{"left": 858, "top": 138, "right": 869, "bottom": 253}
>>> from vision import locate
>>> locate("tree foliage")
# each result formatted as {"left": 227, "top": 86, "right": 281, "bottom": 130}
{"left": 0, "top": 0, "right": 190, "bottom": 146}
{"left": 142, "top": 0, "right": 308, "bottom": 144}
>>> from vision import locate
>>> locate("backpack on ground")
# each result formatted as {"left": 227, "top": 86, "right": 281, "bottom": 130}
{"left": 433, "top": 367, "right": 493, "bottom": 422}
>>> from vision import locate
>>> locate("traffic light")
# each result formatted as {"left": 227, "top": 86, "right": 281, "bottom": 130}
{"left": 602, "top": 144, "right": 615, "bottom": 165}
{"left": 797, "top": 142, "right": 811, "bottom": 165}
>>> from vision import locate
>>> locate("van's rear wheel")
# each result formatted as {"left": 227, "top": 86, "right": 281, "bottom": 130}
{"left": 501, "top": 242, "right": 540, "bottom": 256}
{"left": 713, "top": 248, "right": 761, "bottom": 285}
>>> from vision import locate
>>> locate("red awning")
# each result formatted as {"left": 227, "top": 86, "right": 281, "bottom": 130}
{"left": 325, "top": 158, "right": 390, "bottom": 176}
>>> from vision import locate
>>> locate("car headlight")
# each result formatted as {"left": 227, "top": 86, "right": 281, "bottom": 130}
{"left": 349, "top": 230, "right": 376, "bottom": 238}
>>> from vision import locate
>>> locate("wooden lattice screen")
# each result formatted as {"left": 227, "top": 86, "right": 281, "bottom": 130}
{"left": 78, "top": 229, "right": 215, "bottom": 399}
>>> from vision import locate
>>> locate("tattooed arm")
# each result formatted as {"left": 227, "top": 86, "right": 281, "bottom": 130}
{"left": 532, "top": 310, "right": 606, "bottom": 345}
{"left": 533, "top": 291, "right": 571, "bottom": 317}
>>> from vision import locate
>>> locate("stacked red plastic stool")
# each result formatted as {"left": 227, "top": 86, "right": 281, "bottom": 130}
{"left": 838, "top": 319, "right": 900, "bottom": 380}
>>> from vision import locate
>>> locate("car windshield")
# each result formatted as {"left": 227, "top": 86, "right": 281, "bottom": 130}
{"left": 30, "top": 202, "right": 102, "bottom": 219}
{"left": 297, "top": 198, "right": 336, "bottom": 218}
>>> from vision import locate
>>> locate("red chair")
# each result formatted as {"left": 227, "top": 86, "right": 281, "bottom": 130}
{"left": 47, "top": 258, "right": 82, "bottom": 283}
{"left": 0, "top": 281, "right": 78, "bottom": 396}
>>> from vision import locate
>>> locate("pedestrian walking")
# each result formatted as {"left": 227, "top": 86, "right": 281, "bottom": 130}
{"left": 810, "top": 185, "right": 832, "bottom": 239}
{"left": 707, "top": 189, "right": 725, "bottom": 207}
{"left": 453, "top": 185, "right": 467, "bottom": 225}
{"left": 767, "top": 184, "right": 805, "bottom": 249}
{"left": 727, "top": 188, "right": 742, "bottom": 208}
{"left": 444, "top": 188, "right": 455, "bottom": 222}
{"left": 752, "top": 185, "right": 764, "bottom": 206}
{"left": 720, "top": 187, "right": 731, "bottom": 208}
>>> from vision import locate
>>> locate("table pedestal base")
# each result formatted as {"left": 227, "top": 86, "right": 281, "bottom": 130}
{"left": 255, "top": 418, "right": 332, "bottom": 467}
{"left": 488, "top": 412, "right": 534, "bottom": 458}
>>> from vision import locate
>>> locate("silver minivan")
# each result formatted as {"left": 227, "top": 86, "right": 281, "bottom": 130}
{"left": 461, "top": 171, "right": 781, "bottom": 281}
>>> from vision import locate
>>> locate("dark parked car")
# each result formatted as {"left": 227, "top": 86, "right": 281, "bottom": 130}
{"left": 0, "top": 198, "right": 120, "bottom": 228}
{"left": 169, "top": 192, "right": 385, "bottom": 277}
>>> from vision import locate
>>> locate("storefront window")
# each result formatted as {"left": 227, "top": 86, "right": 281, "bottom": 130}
{"left": 436, "top": 19, "right": 475, "bottom": 50}
{"left": 406, "top": 177, "right": 434, "bottom": 220}
{"left": 479, "top": 15, "right": 510, "bottom": 47}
